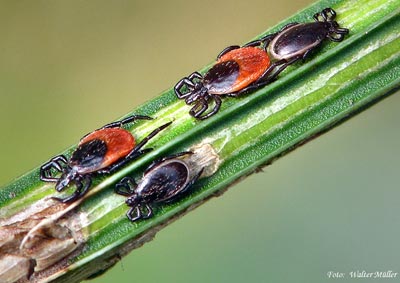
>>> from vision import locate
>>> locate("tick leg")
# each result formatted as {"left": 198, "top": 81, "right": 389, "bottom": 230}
{"left": 243, "top": 39, "right": 263, "bottom": 48}
{"left": 245, "top": 32, "right": 277, "bottom": 49}
{"left": 96, "top": 149, "right": 153, "bottom": 175}
{"left": 229, "top": 60, "right": 292, "bottom": 96}
{"left": 51, "top": 185, "right": 82, "bottom": 203}
{"left": 72, "top": 176, "right": 92, "bottom": 201}
{"left": 254, "top": 57, "right": 302, "bottom": 89}
{"left": 188, "top": 72, "right": 203, "bottom": 81}
{"left": 313, "top": 10, "right": 324, "bottom": 22}
{"left": 328, "top": 33, "right": 343, "bottom": 42}
{"left": 226, "top": 62, "right": 280, "bottom": 97}
{"left": 52, "top": 176, "right": 92, "bottom": 203}
{"left": 336, "top": 27, "right": 349, "bottom": 35}
{"left": 314, "top": 8, "right": 335, "bottom": 22}
{"left": 189, "top": 99, "right": 208, "bottom": 119}
{"left": 163, "top": 151, "right": 193, "bottom": 160}
{"left": 196, "top": 95, "right": 222, "bottom": 120}
{"left": 40, "top": 155, "right": 68, "bottom": 182}
{"left": 327, "top": 18, "right": 348, "bottom": 41}
{"left": 333, "top": 23, "right": 349, "bottom": 35}
{"left": 52, "top": 192, "right": 80, "bottom": 203}
{"left": 126, "top": 148, "right": 153, "bottom": 160}
{"left": 141, "top": 204, "right": 153, "bottom": 219}
{"left": 115, "top": 176, "right": 137, "bottom": 196}
{"left": 232, "top": 56, "right": 302, "bottom": 96}
{"left": 99, "top": 121, "right": 172, "bottom": 174}
{"left": 328, "top": 27, "right": 349, "bottom": 42}
{"left": 217, "top": 45, "right": 240, "bottom": 59}
{"left": 302, "top": 47, "right": 318, "bottom": 60}
{"left": 175, "top": 77, "right": 196, "bottom": 99}
{"left": 126, "top": 205, "right": 142, "bottom": 222}
{"left": 322, "top": 8, "right": 336, "bottom": 22}
{"left": 134, "top": 121, "right": 172, "bottom": 151}
{"left": 100, "top": 114, "right": 153, "bottom": 129}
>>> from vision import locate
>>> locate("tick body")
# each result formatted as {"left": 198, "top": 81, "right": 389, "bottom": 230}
{"left": 115, "top": 152, "right": 203, "bottom": 222}
{"left": 204, "top": 47, "right": 271, "bottom": 95}
{"left": 40, "top": 115, "right": 171, "bottom": 203}
{"left": 175, "top": 8, "right": 348, "bottom": 120}
{"left": 70, "top": 128, "right": 134, "bottom": 174}
{"left": 268, "top": 22, "right": 336, "bottom": 61}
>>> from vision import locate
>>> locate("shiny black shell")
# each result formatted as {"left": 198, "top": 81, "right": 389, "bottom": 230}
{"left": 268, "top": 22, "right": 331, "bottom": 61}
{"left": 203, "top": 60, "right": 240, "bottom": 94}
{"left": 69, "top": 139, "right": 107, "bottom": 173}
{"left": 136, "top": 159, "right": 190, "bottom": 204}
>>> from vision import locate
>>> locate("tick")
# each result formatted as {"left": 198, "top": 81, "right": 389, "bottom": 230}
{"left": 115, "top": 152, "right": 203, "bottom": 222}
{"left": 175, "top": 8, "right": 348, "bottom": 120}
{"left": 40, "top": 115, "right": 171, "bottom": 203}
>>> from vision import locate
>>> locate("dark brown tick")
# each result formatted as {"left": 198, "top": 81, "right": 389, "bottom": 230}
{"left": 115, "top": 152, "right": 203, "bottom": 222}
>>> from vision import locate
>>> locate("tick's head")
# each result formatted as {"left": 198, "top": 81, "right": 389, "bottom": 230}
{"left": 126, "top": 194, "right": 140, "bottom": 207}
{"left": 185, "top": 86, "right": 209, "bottom": 105}
{"left": 56, "top": 167, "right": 78, "bottom": 192}
{"left": 327, "top": 21, "right": 349, "bottom": 42}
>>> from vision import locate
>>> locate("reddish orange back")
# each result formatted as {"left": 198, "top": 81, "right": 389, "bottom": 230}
{"left": 80, "top": 128, "right": 135, "bottom": 169}
{"left": 218, "top": 47, "right": 270, "bottom": 93}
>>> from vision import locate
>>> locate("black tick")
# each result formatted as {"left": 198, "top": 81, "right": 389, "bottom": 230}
{"left": 115, "top": 152, "right": 203, "bottom": 222}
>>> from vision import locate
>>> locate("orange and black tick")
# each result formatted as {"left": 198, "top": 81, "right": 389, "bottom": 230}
{"left": 175, "top": 8, "right": 348, "bottom": 120}
{"left": 175, "top": 46, "right": 271, "bottom": 120}
{"left": 40, "top": 115, "right": 172, "bottom": 203}
{"left": 115, "top": 152, "right": 203, "bottom": 222}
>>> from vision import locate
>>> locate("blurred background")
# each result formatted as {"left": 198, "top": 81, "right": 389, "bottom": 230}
{"left": 1, "top": 1, "right": 399, "bottom": 282}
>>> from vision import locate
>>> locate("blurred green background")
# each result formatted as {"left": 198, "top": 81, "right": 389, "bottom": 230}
{"left": 1, "top": 1, "right": 399, "bottom": 282}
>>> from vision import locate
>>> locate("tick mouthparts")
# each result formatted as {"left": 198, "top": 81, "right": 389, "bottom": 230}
{"left": 55, "top": 180, "right": 69, "bottom": 192}
{"left": 126, "top": 196, "right": 139, "bottom": 207}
